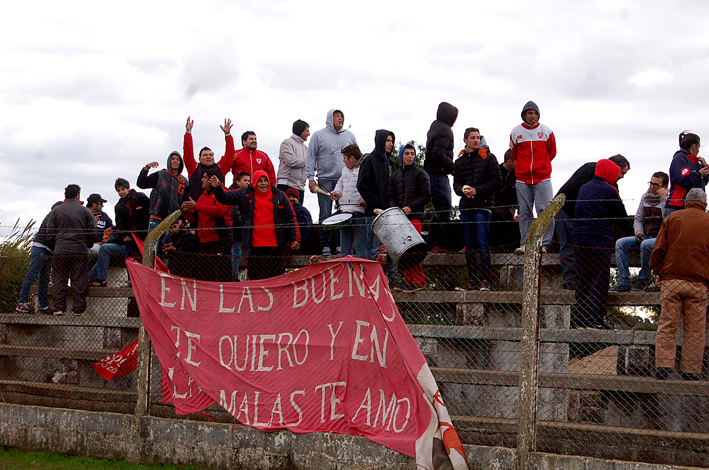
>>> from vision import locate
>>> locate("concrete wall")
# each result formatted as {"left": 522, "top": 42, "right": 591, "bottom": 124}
{"left": 0, "top": 403, "right": 701, "bottom": 470}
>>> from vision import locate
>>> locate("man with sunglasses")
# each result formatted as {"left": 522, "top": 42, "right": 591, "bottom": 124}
{"left": 611, "top": 172, "right": 669, "bottom": 292}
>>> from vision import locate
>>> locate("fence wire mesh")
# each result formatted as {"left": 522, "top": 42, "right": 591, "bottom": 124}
{"left": 2, "top": 208, "right": 709, "bottom": 467}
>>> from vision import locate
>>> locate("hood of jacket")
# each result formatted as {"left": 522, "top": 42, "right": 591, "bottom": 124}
{"left": 521, "top": 100, "right": 540, "bottom": 120}
{"left": 399, "top": 143, "right": 416, "bottom": 167}
{"left": 325, "top": 108, "right": 346, "bottom": 134}
{"left": 252, "top": 170, "right": 272, "bottom": 197}
{"left": 436, "top": 102, "right": 458, "bottom": 127}
{"left": 373, "top": 129, "right": 395, "bottom": 156}
{"left": 595, "top": 158, "right": 620, "bottom": 184}
{"left": 166, "top": 151, "right": 184, "bottom": 175}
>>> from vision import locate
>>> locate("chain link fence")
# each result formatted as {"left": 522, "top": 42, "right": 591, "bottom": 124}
{"left": 2, "top": 200, "right": 709, "bottom": 467}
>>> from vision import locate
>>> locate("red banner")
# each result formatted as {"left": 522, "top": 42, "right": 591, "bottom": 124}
{"left": 127, "top": 257, "right": 467, "bottom": 470}
{"left": 91, "top": 339, "right": 139, "bottom": 380}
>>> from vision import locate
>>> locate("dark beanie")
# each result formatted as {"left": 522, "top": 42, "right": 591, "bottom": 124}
{"left": 285, "top": 188, "right": 300, "bottom": 201}
{"left": 292, "top": 119, "right": 309, "bottom": 136}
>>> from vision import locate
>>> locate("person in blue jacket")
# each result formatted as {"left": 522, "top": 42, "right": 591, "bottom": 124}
{"left": 665, "top": 131, "right": 709, "bottom": 217}
{"left": 573, "top": 159, "right": 633, "bottom": 329}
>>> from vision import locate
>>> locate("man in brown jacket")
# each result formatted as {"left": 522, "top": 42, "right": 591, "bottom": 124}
{"left": 650, "top": 188, "right": 709, "bottom": 380}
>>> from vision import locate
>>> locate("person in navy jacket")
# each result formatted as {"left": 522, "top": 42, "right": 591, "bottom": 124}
{"left": 665, "top": 131, "right": 709, "bottom": 217}
{"left": 572, "top": 159, "right": 632, "bottom": 329}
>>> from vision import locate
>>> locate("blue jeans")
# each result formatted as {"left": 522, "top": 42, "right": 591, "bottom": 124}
{"left": 316, "top": 178, "right": 339, "bottom": 251}
{"left": 516, "top": 179, "right": 554, "bottom": 248}
{"left": 340, "top": 213, "right": 368, "bottom": 258}
{"left": 663, "top": 205, "right": 682, "bottom": 218}
{"left": 555, "top": 208, "right": 577, "bottom": 289}
{"left": 231, "top": 241, "right": 242, "bottom": 281}
{"left": 615, "top": 236, "right": 656, "bottom": 287}
{"left": 427, "top": 174, "right": 452, "bottom": 249}
{"left": 88, "top": 243, "right": 131, "bottom": 282}
{"left": 18, "top": 246, "right": 53, "bottom": 308}
{"left": 460, "top": 209, "right": 492, "bottom": 282}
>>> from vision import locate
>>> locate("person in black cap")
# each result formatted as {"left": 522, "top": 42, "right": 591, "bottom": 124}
{"left": 86, "top": 193, "right": 113, "bottom": 256}
{"left": 277, "top": 119, "right": 310, "bottom": 203}
{"left": 285, "top": 187, "right": 312, "bottom": 254}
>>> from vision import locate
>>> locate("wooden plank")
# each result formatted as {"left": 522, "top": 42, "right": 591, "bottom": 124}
{"left": 393, "top": 290, "right": 659, "bottom": 306}
{"left": 0, "top": 314, "right": 140, "bottom": 328}
{"left": 0, "top": 379, "right": 136, "bottom": 401}
{"left": 31, "top": 286, "right": 134, "bottom": 298}
{"left": 0, "top": 345, "right": 118, "bottom": 361}
{"left": 431, "top": 367, "right": 709, "bottom": 396}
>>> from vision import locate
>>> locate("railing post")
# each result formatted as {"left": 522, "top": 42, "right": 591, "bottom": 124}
{"left": 135, "top": 210, "right": 182, "bottom": 418}
{"left": 517, "top": 194, "right": 565, "bottom": 470}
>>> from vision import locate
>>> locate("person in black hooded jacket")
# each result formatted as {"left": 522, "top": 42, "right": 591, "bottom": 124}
{"left": 423, "top": 102, "right": 458, "bottom": 252}
{"left": 453, "top": 127, "right": 501, "bottom": 291}
{"left": 137, "top": 151, "right": 189, "bottom": 232}
{"left": 357, "top": 129, "right": 397, "bottom": 261}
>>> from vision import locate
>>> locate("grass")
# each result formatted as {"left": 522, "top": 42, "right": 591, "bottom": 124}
{"left": 0, "top": 447, "right": 204, "bottom": 470}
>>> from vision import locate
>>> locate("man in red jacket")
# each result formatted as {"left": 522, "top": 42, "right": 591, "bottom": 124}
{"left": 509, "top": 101, "right": 557, "bottom": 254}
{"left": 231, "top": 131, "right": 276, "bottom": 185}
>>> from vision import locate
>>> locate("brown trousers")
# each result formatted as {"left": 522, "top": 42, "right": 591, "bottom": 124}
{"left": 656, "top": 279, "right": 708, "bottom": 374}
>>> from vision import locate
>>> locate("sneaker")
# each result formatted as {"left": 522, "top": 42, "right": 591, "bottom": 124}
{"left": 514, "top": 246, "right": 526, "bottom": 255}
{"left": 681, "top": 372, "right": 701, "bottom": 381}
{"left": 610, "top": 283, "right": 631, "bottom": 293}
{"left": 655, "top": 367, "right": 672, "bottom": 380}
{"left": 38, "top": 306, "right": 53, "bottom": 315}
{"left": 322, "top": 246, "right": 331, "bottom": 256}
{"left": 53, "top": 310, "right": 64, "bottom": 317}
{"left": 429, "top": 246, "right": 448, "bottom": 254}
{"left": 72, "top": 311, "right": 83, "bottom": 317}
{"left": 631, "top": 279, "right": 651, "bottom": 292}
{"left": 88, "top": 280, "right": 107, "bottom": 287}
{"left": 455, "top": 281, "right": 477, "bottom": 291}
{"left": 15, "top": 302, "right": 31, "bottom": 314}
{"left": 335, "top": 246, "right": 342, "bottom": 254}
{"left": 479, "top": 280, "right": 491, "bottom": 291}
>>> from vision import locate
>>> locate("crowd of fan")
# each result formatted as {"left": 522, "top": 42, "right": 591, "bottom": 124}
{"left": 13, "top": 103, "right": 709, "bottom": 380}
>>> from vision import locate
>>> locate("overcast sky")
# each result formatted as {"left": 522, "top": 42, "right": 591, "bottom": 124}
{"left": 2, "top": 0, "right": 709, "bottom": 236}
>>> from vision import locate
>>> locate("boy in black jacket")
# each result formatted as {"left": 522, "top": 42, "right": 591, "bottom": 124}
{"left": 453, "top": 128, "right": 501, "bottom": 291}
{"left": 389, "top": 144, "right": 431, "bottom": 291}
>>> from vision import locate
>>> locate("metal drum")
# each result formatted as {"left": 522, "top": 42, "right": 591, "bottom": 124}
{"left": 371, "top": 207, "right": 428, "bottom": 271}
{"left": 322, "top": 212, "right": 353, "bottom": 231}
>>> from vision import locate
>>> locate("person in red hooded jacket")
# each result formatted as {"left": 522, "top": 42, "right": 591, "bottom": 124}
{"left": 211, "top": 170, "right": 299, "bottom": 280}
{"left": 230, "top": 131, "right": 277, "bottom": 185}
{"left": 572, "top": 159, "right": 632, "bottom": 329}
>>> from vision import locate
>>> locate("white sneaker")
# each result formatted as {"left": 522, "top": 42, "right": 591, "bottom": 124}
{"left": 53, "top": 310, "right": 64, "bottom": 316}
{"left": 541, "top": 246, "right": 548, "bottom": 253}
{"left": 514, "top": 246, "right": 526, "bottom": 255}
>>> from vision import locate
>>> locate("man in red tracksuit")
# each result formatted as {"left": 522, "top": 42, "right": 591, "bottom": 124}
{"left": 509, "top": 101, "right": 557, "bottom": 254}
{"left": 231, "top": 131, "right": 276, "bottom": 185}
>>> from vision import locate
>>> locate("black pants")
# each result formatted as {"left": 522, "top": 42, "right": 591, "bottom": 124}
{"left": 575, "top": 244, "right": 611, "bottom": 327}
{"left": 248, "top": 246, "right": 284, "bottom": 280}
{"left": 52, "top": 253, "right": 88, "bottom": 313}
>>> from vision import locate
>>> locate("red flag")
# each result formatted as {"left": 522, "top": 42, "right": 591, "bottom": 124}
{"left": 91, "top": 339, "right": 139, "bottom": 380}
{"left": 127, "top": 257, "right": 467, "bottom": 470}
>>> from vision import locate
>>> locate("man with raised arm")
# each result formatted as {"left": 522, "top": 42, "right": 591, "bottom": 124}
{"left": 183, "top": 116, "right": 235, "bottom": 202}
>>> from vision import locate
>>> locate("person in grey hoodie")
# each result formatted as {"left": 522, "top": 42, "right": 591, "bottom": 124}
{"left": 306, "top": 109, "right": 358, "bottom": 255}
{"left": 277, "top": 119, "right": 310, "bottom": 203}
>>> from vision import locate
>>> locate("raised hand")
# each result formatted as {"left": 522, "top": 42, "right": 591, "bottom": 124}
{"left": 186, "top": 116, "right": 194, "bottom": 133}
{"left": 220, "top": 119, "right": 232, "bottom": 135}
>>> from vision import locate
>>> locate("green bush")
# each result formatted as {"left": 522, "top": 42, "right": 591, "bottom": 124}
{"left": 0, "top": 218, "right": 35, "bottom": 312}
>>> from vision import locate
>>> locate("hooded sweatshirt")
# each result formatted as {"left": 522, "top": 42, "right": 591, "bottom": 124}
{"left": 306, "top": 109, "right": 358, "bottom": 182}
{"left": 357, "top": 129, "right": 397, "bottom": 217}
{"left": 137, "top": 151, "right": 188, "bottom": 221}
{"left": 277, "top": 133, "right": 308, "bottom": 190}
{"left": 423, "top": 102, "right": 458, "bottom": 175}
{"left": 509, "top": 101, "right": 557, "bottom": 184}
{"left": 573, "top": 159, "right": 631, "bottom": 246}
